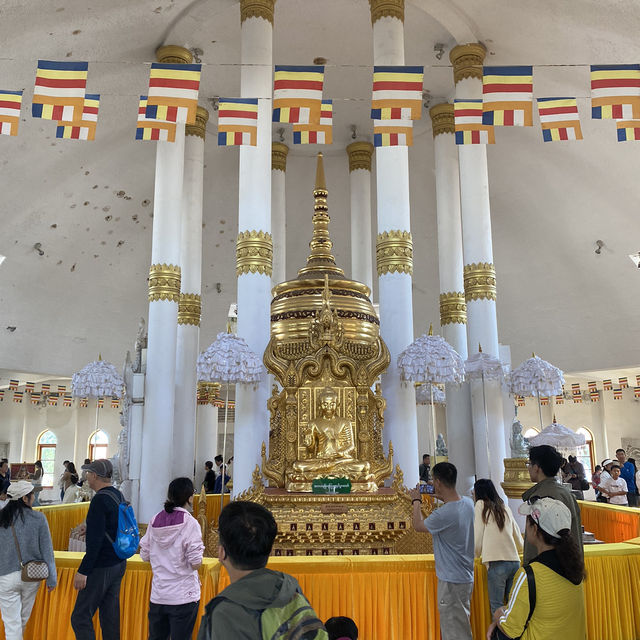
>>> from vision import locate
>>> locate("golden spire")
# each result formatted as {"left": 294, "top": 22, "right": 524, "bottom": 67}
{"left": 298, "top": 153, "right": 344, "bottom": 278}
{"left": 428, "top": 324, "right": 433, "bottom": 336}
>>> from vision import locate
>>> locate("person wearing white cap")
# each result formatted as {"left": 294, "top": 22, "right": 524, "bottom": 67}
{"left": 597, "top": 459, "right": 615, "bottom": 503}
{"left": 0, "top": 480, "right": 56, "bottom": 639}
{"left": 486, "top": 497, "right": 586, "bottom": 640}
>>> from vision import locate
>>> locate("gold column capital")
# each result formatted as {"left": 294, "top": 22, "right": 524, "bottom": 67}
{"left": 240, "top": 0, "right": 275, "bottom": 24}
{"left": 156, "top": 45, "right": 193, "bottom": 65}
{"left": 346, "top": 141, "right": 374, "bottom": 172}
{"left": 449, "top": 43, "right": 486, "bottom": 84}
{"left": 186, "top": 106, "right": 209, "bottom": 139}
{"left": 376, "top": 230, "right": 413, "bottom": 276}
{"left": 236, "top": 230, "right": 273, "bottom": 276}
{"left": 463, "top": 262, "right": 496, "bottom": 302}
{"left": 439, "top": 292, "right": 467, "bottom": 325}
{"left": 272, "top": 142, "right": 289, "bottom": 172}
{"left": 178, "top": 293, "right": 202, "bottom": 326}
{"left": 148, "top": 264, "right": 181, "bottom": 302}
{"left": 369, "top": 0, "right": 404, "bottom": 24}
{"left": 429, "top": 103, "right": 455, "bottom": 138}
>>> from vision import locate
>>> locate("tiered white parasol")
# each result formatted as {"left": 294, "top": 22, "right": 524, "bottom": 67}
{"left": 398, "top": 325, "right": 464, "bottom": 457}
{"left": 509, "top": 354, "right": 564, "bottom": 429}
{"left": 415, "top": 383, "right": 446, "bottom": 406}
{"left": 72, "top": 356, "right": 125, "bottom": 437}
{"left": 528, "top": 420, "right": 585, "bottom": 449}
{"left": 197, "top": 331, "right": 265, "bottom": 506}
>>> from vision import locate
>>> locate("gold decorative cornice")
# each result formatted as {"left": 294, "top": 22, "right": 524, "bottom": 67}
{"left": 429, "top": 103, "right": 455, "bottom": 138}
{"left": 186, "top": 106, "right": 209, "bottom": 139}
{"left": 369, "top": 0, "right": 404, "bottom": 24}
{"left": 449, "top": 43, "right": 486, "bottom": 85}
{"left": 178, "top": 293, "right": 202, "bottom": 326}
{"left": 148, "top": 264, "right": 181, "bottom": 302}
{"left": 464, "top": 262, "right": 496, "bottom": 302}
{"left": 376, "top": 230, "right": 413, "bottom": 276}
{"left": 240, "top": 0, "right": 275, "bottom": 24}
{"left": 439, "top": 291, "right": 467, "bottom": 325}
{"left": 272, "top": 142, "right": 289, "bottom": 172}
{"left": 197, "top": 381, "right": 221, "bottom": 404}
{"left": 156, "top": 45, "right": 193, "bottom": 65}
{"left": 236, "top": 230, "right": 273, "bottom": 276}
{"left": 346, "top": 141, "right": 374, "bottom": 172}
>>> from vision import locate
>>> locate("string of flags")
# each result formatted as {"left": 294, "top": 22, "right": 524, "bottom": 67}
{"left": 514, "top": 375, "right": 640, "bottom": 406}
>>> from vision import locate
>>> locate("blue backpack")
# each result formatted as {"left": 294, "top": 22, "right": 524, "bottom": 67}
{"left": 104, "top": 490, "right": 140, "bottom": 559}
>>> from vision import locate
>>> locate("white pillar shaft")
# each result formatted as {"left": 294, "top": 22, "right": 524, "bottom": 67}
{"left": 234, "top": 15, "right": 272, "bottom": 495}
{"left": 373, "top": 17, "right": 418, "bottom": 488}
{"left": 173, "top": 132, "right": 205, "bottom": 480}
{"left": 196, "top": 403, "right": 218, "bottom": 488}
{"left": 272, "top": 168, "right": 286, "bottom": 284}
{"left": 349, "top": 168, "right": 373, "bottom": 291}
{"left": 139, "top": 128, "right": 185, "bottom": 523}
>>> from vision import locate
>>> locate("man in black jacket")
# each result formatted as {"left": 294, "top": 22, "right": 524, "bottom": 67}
{"left": 71, "top": 459, "right": 126, "bottom": 640}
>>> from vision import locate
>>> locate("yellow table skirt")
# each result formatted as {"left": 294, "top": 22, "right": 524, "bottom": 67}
{"left": 192, "top": 493, "right": 230, "bottom": 526}
{"left": 578, "top": 499, "right": 640, "bottom": 542}
{"left": 35, "top": 503, "right": 90, "bottom": 551}
{"left": 2, "top": 545, "right": 639, "bottom": 640}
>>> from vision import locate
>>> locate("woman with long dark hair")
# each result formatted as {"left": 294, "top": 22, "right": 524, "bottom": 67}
{"left": 29, "top": 461, "right": 43, "bottom": 507}
{"left": 473, "top": 479, "right": 523, "bottom": 614}
{"left": 139, "top": 477, "right": 204, "bottom": 640}
{"left": 0, "top": 481, "right": 56, "bottom": 639}
{"left": 487, "top": 497, "right": 586, "bottom": 640}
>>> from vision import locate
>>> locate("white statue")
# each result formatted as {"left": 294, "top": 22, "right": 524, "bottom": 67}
{"left": 435, "top": 433, "right": 448, "bottom": 456}
{"left": 510, "top": 417, "right": 529, "bottom": 458}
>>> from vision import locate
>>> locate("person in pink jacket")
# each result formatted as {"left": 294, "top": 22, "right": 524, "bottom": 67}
{"left": 140, "top": 477, "right": 205, "bottom": 640}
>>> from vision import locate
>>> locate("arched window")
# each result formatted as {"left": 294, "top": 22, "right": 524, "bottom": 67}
{"left": 88, "top": 429, "right": 109, "bottom": 461}
{"left": 575, "top": 427, "right": 595, "bottom": 478}
{"left": 523, "top": 427, "right": 540, "bottom": 439}
{"left": 36, "top": 430, "right": 57, "bottom": 487}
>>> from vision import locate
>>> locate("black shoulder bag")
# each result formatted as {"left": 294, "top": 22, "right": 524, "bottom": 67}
{"left": 491, "top": 564, "right": 536, "bottom": 640}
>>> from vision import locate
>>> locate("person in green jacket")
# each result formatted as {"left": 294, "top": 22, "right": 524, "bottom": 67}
{"left": 522, "top": 445, "right": 583, "bottom": 566}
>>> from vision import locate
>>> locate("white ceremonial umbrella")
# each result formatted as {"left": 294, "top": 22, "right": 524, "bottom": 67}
{"left": 398, "top": 325, "right": 464, "bottom": 458}
{"left": 464, "top": 345, "right": 505, "bottom": 473}
{"left": 528, "top": 420, "right": 586, "bottom": 450}
{"left": 197, "top": 330, "right": 265, "bottom": 508}
{"left": 508, "top": 354, "right": 564, "bottom": 430}
{"left": 72, "top": 356, "right": 125, "bottom": 437}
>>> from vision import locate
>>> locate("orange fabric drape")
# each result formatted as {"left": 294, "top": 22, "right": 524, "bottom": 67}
{"left": 192, "top": 493, "right": 230, "bottom": 526}
{"left": 35, "top": 503, "right": 90, "bottom": 551}
{"left": 578, "top": 500, "right": 640, "bottom": 542}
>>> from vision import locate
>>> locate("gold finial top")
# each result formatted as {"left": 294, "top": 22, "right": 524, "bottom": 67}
{"left": 156, "top": 45, "right": 193, "bottom": 65}
{"left": 552, "top": 413, "right": 557, "bottom": 423}
{"left": 478, "top": 343, "right": 483, "bottom": 353}
{"left": 532, "top": 352, "right": 536, "bottom": 358}
{"left": 428, "top": 324, "right": 433, "bottom": 336}
{"left": 98, "top": 353, "right": 102, "bottom": 361}
{"left": 297, "top": 154, "right": 344, "bottom": 278}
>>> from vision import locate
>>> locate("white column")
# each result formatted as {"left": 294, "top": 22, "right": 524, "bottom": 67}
{"left": 173, "top": 107, "right": 208, "bottom": 480}
{"left": 451, "top": 44, "right": 507, "bottom": 489}
{"left": 233, "top": 0, "right": 274, "bottom": 495}
{"left": 139, "top": 45, "right": 189, "bottom": 523}
{"left": 195, "top": 383, "right": 219, "bottom": 489}
{"left": 271, "top": 142, "right": 288, "bottom": 285}
{"left": 429, "top": 103, "right": 475, "bottom": 497}
{"left": 346, "top": 142, "right": 374, "bottom": 291}
{"left": 370, "top": 0, "right": 419, "bottom": 487}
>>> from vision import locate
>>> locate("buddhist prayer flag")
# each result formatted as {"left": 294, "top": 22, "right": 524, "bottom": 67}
{"left": 136, "top": 96, "right": 176, "bottom": 142}
{"left": 603, "top": 378, "right": 613, "bottom": 390}
{"left": 32, "top": 60, "right": 88, "bottom": 121}
{"left": 41, "top": 383, "right": 50, "bottom": 395}
{"left": 637, "top": 375, "right": 640, "bottom": 386}
{"left": 48, "top": 395, "right": 58, "bottom": 406}
{"left": 217, "top": 98, "right": 258, "bottom": 146}
{"left": 58, "top": 385, "right": 66, "bottom": 395}
{"left": 516, "top": 395, "right": 525, "bottom": 407}
{"left": 97, "top": 397, "right": 104, "bottom": 408}
{"left": 373, "top": 118, "right": 413, "bottom": 147}
{"left": 0, "top": 90, "right": 23, "bottom": 136}
{"left": 454, "top": 99, "right": 495, "bottom": 145}
{"left": 30, "top": 393, "right": 40, "bottom": 405}
{"left": 9, "top": 379, "right": 19, "bottom": 390}
{"left": 273, "top": 66, "right": 324, "bottom": 124}
{"left": 634, "top": 387, "right": 640, "bottom": 398}
{"left": 293, "top": 100, "right": 333, "bottom": 144}
{"left": 571, "top": 383, "right": 582, "bottom": 403}
{"left": 540, "top": 396, "right": 549, "bottom": 405}
{"left": 111, "top": 398, "right": 120, "bottom": 409}
{"left": 555, "top": 393, "right": 564, "bottom": 405}
{"left": 0, "top": 391, "right": 4, "bottom": 401}
{"left": 56, "top": 94, "right": 100, "bottom": 141}
{"left": 619, "top": 376, "right": 629, "bottom": 388}
{"left": 13, "top": 391, "right": 23, "bottom": 403}
{"left": 615, "top": 120, "right": 640, "bottom": 141}
{"left": 482, "top": 66, "right": 533, "bottom": 126}
{"left": 25, "top": 382, "right": 34, "bottom": 393}
{"left": 79, "top": 397, "right": 88, "bottom": 407}
{"left": 589, "top": 383, "right": 600, "bottom": 402}
{"left": 371, "top": 66, "right": 424, "bottom": 120}
{"left": 590, "top": 64, "right": 640, "bottom": 120}
{"left": 146, "top": 63, "right": 201, "bottom": 124}
{"left": 588, "top": 381, "right": 597, "bottom": 393}
{"left": 613, "top": 388, "right": 623, "bottom": 400}
{"left": 537, "top": 98, "right": 582, "bottom": 142}
{"left": 63, "top": 395, "right": 73, "bottom": 407}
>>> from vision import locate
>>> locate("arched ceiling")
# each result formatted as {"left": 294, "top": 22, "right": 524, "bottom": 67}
{"left": 1, "top": 0, "right": 639, "bottom": 381}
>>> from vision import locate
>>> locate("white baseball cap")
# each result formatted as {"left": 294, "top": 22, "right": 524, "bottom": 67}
{"left": 519, "top": 497, "right": 571, "bottom": 538}
{"left": 602, "top": 459, "right": 614, "bottom": 467}
{"left": 7, "top": 480, "right": 34, "bottom": 500}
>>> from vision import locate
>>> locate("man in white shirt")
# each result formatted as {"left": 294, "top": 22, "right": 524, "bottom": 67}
{"left": 600, "top": 465, "right": 628, "bottom": 506}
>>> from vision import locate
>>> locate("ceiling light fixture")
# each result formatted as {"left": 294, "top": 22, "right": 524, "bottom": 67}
{"left": 629, "top": 252, "right": 640, "bottom": 268}
{"left": 594, "top": 240, "right": 604, "bottom": 254}
{"left": 433, "top": 43, "right": 445, "bottom": 60}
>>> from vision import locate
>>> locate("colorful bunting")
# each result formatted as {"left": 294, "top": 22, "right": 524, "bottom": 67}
{"left": 79, "top": 397, "right": 88, "bottom": 408}
{"left": 13, "top": 391, "right": 23, "bottom": 403}
{"left": 273, "top": 66, "right": 324, "bottom": 124}
{"left": 0, "top": 90, "right": 23, "bottom": 136}
{"left": 373, "top": 118, "right": 412, "bottom": 147}
{"left": 56, "top": 94, "right": 99, "bottom": 141}
{"left": 0, "top": 391, "right": 3, "bottom": 401}
{"left": 555, "top": 393, "right": 564, "bottom": 405}
{"left": 48, "top": 395, "right": 58, "bottom": 406}
{"left": 571, "top": 383, "right": 582, "bottom": 403}
{"left": 634, "top": 387, "right": 640, "bottom": 399}
{"left": 590, "top": 64, "right": 640, "bottom": 120}
{"left": 454, "top": 99, "right": 495, "bottom": 145}
{"left": 637, "top": 375, "right": 640, "bottom": 387}
{"left": 217, "top": 98, "right": 258, "bottom": 146}
{"left": 371, "top": 66, "right": 423, "bottom": 120}
{"left": 540, "top": 396, "right": 549, "bottom": 406}
{"left": 537, "top": 98, "right": 582, "bottom": 142}
{"left": 111, "top": 398, "right": 120, "bottom": 409}
{"left": 603, "top": 379, "right": 613, "bottom": 391}
{"left": 613, "top": 388, "right": 623, "bottom": 400}
{"left": 41, "top": 383, "right": 50, "bottom": 395}
{"left": 136, "top": 96, "right": 176, "bottom": 142}
{"left": 32, "top": 60, "right": 88, "bottom": 121}
{"left": 516, "top": 395, "right": 525, "bottom": 407}
{"left": 30, "top": 392, "right": 40, "bottom": 405}
{"left": 9, "top": 379, "right": 19, "bottom": 390}
{"left": 97, "top": 397, "right": 104, "bottom": 408}
{"left": 616, "top": 120, "right": 640, "bottom": 141}
{"left": 482, "top": 66, "right": 533, "bottom": 126}
{"left": 293, "top": 100, "right": 332, "bottom": 144}
{"left": 25, "top": 382, "right": 35, "bottom": 393}
{"left": 58, "top": 385, "right": 66, "bottom": 395}
{"left": 146, "top": 63, "right": 201, "bottom": 124}
{"left": 63, "top": 395, "right": 73, "bottom": 407}
{"left": 619, "top": 376, "right": 629, "bottom": 388}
